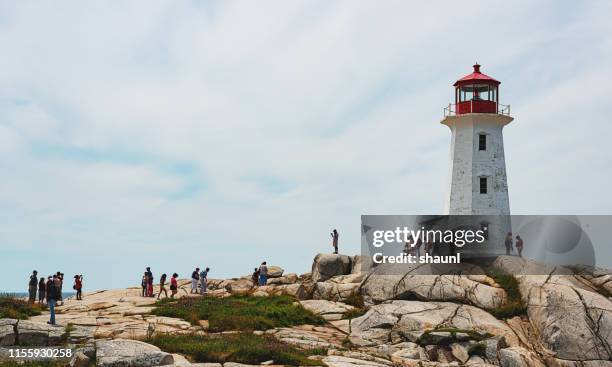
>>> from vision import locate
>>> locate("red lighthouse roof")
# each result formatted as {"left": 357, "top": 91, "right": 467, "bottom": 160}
{"left": 453, "top": 63, "right": 500, "bottom": 87}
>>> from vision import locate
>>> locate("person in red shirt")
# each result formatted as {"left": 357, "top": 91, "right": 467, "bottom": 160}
{"left": 74, "top": 275, "right": 83, "bottom": 300}
{"left": 170, "top": 273, "right": 178, "bottom": 298}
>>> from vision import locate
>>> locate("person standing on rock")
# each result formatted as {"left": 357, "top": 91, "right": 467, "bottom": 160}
{"left": 199, "top": 267, "right": 209, "bottom": 295}
{"left": 28, "top": 270, "right": 38, "bottom": 303}
{"left": 141, "top": 272, "right": 148, "bottom": 297}
{"left": 258, "top": 262, "right": 268, "bottom": 286}
{"left": 505, "top": 232, "right": 513, "bottom": 255}
{"left": 515, "top": 235, "right": 524, "bottom": 258}
{"left": 157, "top": 274, "right": 168, "bottom": 299}
{"left": 74, "top": 275, "right": 83, "bottom": 300}
{"left": 252, "top": 268, "right": 260, "bottom": 287}
{"left": 170, "top": 273, "right": 178, "bottom": 298}
{"left": 191, "top": 268, "right": 200, "bottom": 294}
{"left": 145, "top": 267, "right": 154, "bottom": 297}
{"left": 38, "top": 277, "right": 46, "bottom": 304}
{"left": 55, "top": 272, "right": 64, "bottom": 305}
{"left": 331, "top": 229, "right": 339, "bottom": 254}
{"left": 47, "top": 275, "right": 59, "bottom": 325}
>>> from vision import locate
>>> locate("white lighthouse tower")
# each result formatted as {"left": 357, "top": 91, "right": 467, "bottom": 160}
{"left": 441, "top": 64, "right": 513, "bottom": 255}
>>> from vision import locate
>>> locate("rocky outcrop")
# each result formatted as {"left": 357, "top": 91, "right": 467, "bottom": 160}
{"left": 300, "top": 300, "right": 355, "bottom": 321}
{"left": 311, "top": 253, "right": 353, "bottom": 282}
{"left": 350, "top": 300, "right": 518, "bottom": 347}
{"left": 0, "top": 319, "right": 17, "bottom": 346}
{"left": 360, "top": 271, "right": 507, "bottom": 310}
{"left": 0, "top": 319, "right": 66, "bottom": 346}
{"left": 494, "top": 256, "right": 612, "bottom": 362}
{"left": 95, "top": 339, "right": 174, "bottom": 367}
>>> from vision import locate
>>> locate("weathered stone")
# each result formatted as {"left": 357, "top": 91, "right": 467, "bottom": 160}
{"left": 16, "top": 320, "right": 66, "bottom": 346}
{"left": 266, "top": 273, "right": 298, "bottom": 285}
{"left": 483, "top": 336, "right": 507, "bottom": 363}
{"left": 95, "top": 339, "right": 174, "bottom": 367}
{"left": 0, "top": 319, "right": 17, "bottom": 346}
{"left": 267, "top": 266, "right": 285, "bottom": 278}
{"left": 322, "top": 355, "right": 390, "bottom": 367}
{"left": 350, "top": 301, "right": 518, "bottom": 347}
{"left": 495, "top": 256, "right": 612, "bottom": 361}
{"left": 390, "top": 342, "right": 423, "bottom": 363}
{"left": 312, "top": 282, "right": 360, "bottom": 303}
{"left": 498, "top": 347, "right": 545, "bottom": 367}
{"left": 312, "top": 253, "right": 352, "bottom": 282}
{"left": 451, "top": 343, "right": 470, "bottom": 363}
{"left": 300, "top": 300, "right": 354, "bottom": 321}
{"left": 360, "top": 270, "right": 506, "bottom": 310}
{"left": 69, "top": 351, "right": 91, "bottom": 367}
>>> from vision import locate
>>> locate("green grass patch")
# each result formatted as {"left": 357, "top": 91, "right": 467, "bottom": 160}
{"left": 485, "top": 269, "right": 527, "bottom": 319}
{"left": 152, "top": 295, "right": 325, "bottom": 332}
{"left": 0, "top": 293, "right": 46, "bottom": 319}
{"left": 150, "top": 332, "right": 324, "bottom": 366}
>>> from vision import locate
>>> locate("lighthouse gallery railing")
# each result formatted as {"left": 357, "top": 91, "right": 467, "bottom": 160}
{"left": 443, "top": 102, "right": 511, "bottom": 117}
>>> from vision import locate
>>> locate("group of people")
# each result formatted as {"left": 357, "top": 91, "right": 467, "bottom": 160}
{"left": 505, "top": 233, "right": 524, "bottom": 257}
{"left": 28, "top": 270, "right": 83, "bottom": 325}
{"left": 251, "top": 261, "right": 269, "bottom": 286}
{"left": 28, "top": 271, "right": 83, "bottom": 305}
{"left": 190, "top": 267, "right": 210, "bottom": 295}
{"left": 141, "top": 267, "right": 182, "bottom": 299}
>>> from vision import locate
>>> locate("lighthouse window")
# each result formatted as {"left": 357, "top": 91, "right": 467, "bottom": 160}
{"left": 479, "top": 177, "right": 488, "bottom": 194}
{"left": 479, "top": 134, "right": 487, "bottom": 151}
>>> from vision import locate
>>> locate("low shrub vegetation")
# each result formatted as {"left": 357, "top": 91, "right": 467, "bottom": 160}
{"left": 485, "top": 270, "right": 528, "bottom": 319}
{"left": 152, "top": 295, "right": 325, "bottom": 331}
{"left": 0, "top": 294, "right": 45, "bottom": 319}
{"left": 468, "top": 342, "right": 487, "bottom": 357}
{"left": 150, "top": 333, "right": 324, "bottom": 366}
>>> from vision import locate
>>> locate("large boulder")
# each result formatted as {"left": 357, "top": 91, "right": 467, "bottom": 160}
{"left": 322, "top": 356, "right": 390, "bottom": 367}
{"left": 267, "top": 266, "right": 284, "bottom": 278}
{"left": 498, "top": 347, "right": 545, "bottom": 367}
{"left": 312, "top": 253, "right": 352, "bottom": 282}
{"left": 350, "top": 300, "right": 519, "bottom": 347}
{"left": 267, "top": 273, "right": 298, "bottom": 285}
{"left": 312, "top": 282, "right": 360, "bottom": 303}
{"left": 359, "top": 271, "right": 507, "bottom": 310}
{"left": 0, "top": 319, "right": 17, "bottom": 346}
{"left": 95, "top": 339, "right": 174, "bottom": 367}
{"left": 494, "top": 256, "right": 612, "bottom": 361}
{"left": 16, "top": 320, "right": 66, "bottom": 346}
{"left": 300, "top": 300, "right": 355, "bottom": 321}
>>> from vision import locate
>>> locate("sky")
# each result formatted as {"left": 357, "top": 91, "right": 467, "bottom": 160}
{"left": 1, "top": 1, "right": 612, "bottom": 291}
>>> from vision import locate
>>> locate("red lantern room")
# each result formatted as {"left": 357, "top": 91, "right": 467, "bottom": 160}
{"left": 450, "top": 63, "right": 507, "bottom": 115}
